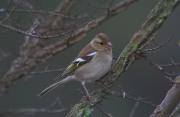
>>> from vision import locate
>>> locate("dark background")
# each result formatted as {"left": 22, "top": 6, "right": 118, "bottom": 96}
{"left": 0, "top": 0, "right": 179, "bottom": 116}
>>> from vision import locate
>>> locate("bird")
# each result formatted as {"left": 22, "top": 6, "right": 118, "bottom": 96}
{"left": 39, "top": 33, "right": 113, "bottom": 97}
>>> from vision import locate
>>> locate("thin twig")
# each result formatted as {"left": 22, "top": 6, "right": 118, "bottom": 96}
{"left": 143, "top": 37, "right": 173, "bottom": 53}
{"left": 146, "top": 57, "right": 179, "bottom": 83}
{"left": 129, "top": 101, "right": 140, "bottom": 117}
{"left": 7, "top": 9, "right": 79, "bottom": 19}
{"left": 110, "top": 91, "right": 155, "bottom": 107}
{"left": 0, "top": 22, "right": 65, "bottom": 39}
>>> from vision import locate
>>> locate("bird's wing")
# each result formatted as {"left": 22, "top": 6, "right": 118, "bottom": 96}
{"left": 61, "top": 51, "right": 97, "bottom": 77}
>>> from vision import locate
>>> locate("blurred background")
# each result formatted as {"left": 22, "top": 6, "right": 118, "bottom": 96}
{"left": 0, "top": 0, "right": 179, "bottom": 116}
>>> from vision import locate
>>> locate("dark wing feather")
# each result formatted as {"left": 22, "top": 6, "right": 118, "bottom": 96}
{"left": 61, "top": 52, "right": 96, "bottom": 77}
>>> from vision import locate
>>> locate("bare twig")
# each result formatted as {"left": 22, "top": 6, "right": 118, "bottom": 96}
{"left": 160, "top": 62, "right": 180, "bottom": 68}
{"left": 110, "top": 90, "right": 155, "bottom": 107}
{"left": 0, "top": 6, "right": 16, "bottom": 23}
{"left": 51, "top": 0, "right": 75, "bottom": 27}
{"left": 146, "top": 58, "right": 180, "bottom": 83}
{"left": 0, "top": 21, "right": 72, "bottom": 39}
{"left": 0, "top": 23, "right": 55, "bottom": 38}
{"left": 143, "top": 37, "right": 173, "bottom": 53}
{"left": 147, "top": 59, "right": 174, "bottom": 82}
{"left": 129, "top": 101, "right": 140, "bottom": 117}
{"left": 7, "top": 9, "right": 81, "bottom": 19}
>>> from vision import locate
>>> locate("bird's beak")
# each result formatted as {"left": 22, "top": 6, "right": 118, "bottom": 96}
{"left": 107, "top": 42, "right": 112, "bottom": 48}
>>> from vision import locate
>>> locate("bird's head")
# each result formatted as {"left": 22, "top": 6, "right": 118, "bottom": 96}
{"left": 90, "top": 33, "right": 112, "bottom": 52}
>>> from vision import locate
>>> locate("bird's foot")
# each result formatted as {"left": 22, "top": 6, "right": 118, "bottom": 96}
{"left": 84, "top": 95, "right": 94, "bottom": 105}
{"left": 85, "top": 95, "right": 91, "bottom": 101}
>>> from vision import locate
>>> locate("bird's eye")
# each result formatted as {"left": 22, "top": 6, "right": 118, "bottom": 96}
{"left": 99, "top": 42, "right": 104, "bottom": 45}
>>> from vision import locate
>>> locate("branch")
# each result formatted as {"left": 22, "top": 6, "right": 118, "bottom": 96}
{"left": 51, "top": 0, "right": 75, "bottom": 27}
{"left": 129, "top": 101, "right": 140, "bottom": 117}
{"left": 0, "top": 0, "right": 138, "bottom": 94}
{"left": 150, "top": 75, "right": 180, "bottom": 117}
{"left": 65, "top": 0, "right": 180, "bottom": 116}
{"left": 170, "top": 102, "right": 180, "bottom": 117}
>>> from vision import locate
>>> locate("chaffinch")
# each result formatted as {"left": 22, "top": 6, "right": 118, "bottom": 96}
{"left": 39, "top": 33, "right": 113, "bottom": 97}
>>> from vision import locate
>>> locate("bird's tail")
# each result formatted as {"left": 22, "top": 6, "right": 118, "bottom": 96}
{"left": 38, "top": 76, "right": 74, "bottom": 96}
